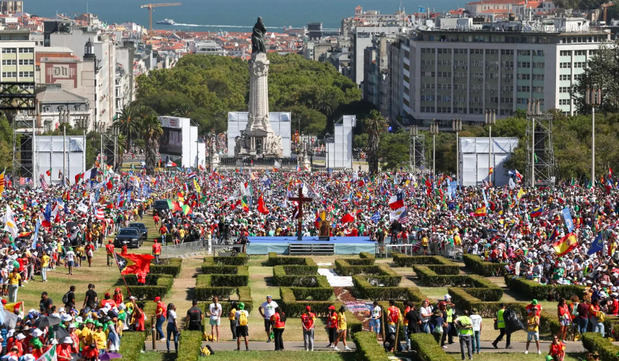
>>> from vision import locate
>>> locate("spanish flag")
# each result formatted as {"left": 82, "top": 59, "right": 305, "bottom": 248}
{"left": 473, "top": 206, "right": 487, "bottom": 217}
{"left": 553, "top": 233, "right": 578, "bottom": 257}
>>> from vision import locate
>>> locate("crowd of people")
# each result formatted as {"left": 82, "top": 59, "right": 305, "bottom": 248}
{"left": 1, "top": 168, "right": 617, "bottom": 358}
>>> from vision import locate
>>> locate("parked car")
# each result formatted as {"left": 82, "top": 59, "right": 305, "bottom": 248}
{"left": 129, "top": 222, "right": 148, "bottom": 240}
{"left": 153, "top": 200, "right": 169, "bottom": 215}
{"left": 114, "top": 228, "right": 142, "bottom": 248}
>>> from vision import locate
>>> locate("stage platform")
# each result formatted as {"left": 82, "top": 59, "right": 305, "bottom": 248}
{"left": 246, "top": 236, "right": 375, "bottom": 255}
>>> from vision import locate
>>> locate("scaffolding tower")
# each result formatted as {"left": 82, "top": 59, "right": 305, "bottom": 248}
{"left": 525, "top": 99, "right": 556, "bottom": 187}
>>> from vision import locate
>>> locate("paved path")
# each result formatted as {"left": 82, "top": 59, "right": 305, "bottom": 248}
{"left": 145, "top": 339, "right": 357, "bottom": 352}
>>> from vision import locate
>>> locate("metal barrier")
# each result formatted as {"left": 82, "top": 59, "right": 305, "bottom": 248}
{"left": 160, "top": 240, "right": 208, "bottom": 258}
{"left": 376, "top": 243, "right": 463, "bottom": 260}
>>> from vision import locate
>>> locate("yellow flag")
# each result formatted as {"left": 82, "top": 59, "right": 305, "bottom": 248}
{"left": 517, "top": 188, "right": 526, "bottom": 200}
{"left": 0, "top": 171, "right": 4, "bottom": 197}
{"left": 193, "top": 178, "right": 201, "bottom": 194}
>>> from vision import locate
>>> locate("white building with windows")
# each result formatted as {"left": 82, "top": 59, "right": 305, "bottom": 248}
{"left": 0, "top": 40, "right": 35, "bottom": 83}
{"left": 387, "top": 18, "right": 612, "bottom": 123}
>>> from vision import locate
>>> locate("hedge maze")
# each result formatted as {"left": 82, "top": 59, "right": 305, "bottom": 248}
{"left": 195, "top": 254, "right": 253, "bottom": 314}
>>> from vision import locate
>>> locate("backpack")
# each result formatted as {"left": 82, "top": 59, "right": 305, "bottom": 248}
{"left": 389, "top": 307, "right": 400, "bottom": 324}
{"left": 62, "top": 291, "right": 70, "bottom": 305}
{"left": 200, "top": 345, "right": 214, "bottom": 356}
{"left": 238, "top": 311, "right": 248, "bottom": 326}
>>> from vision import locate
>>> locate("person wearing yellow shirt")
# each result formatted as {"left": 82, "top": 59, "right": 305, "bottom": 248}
{"left": 333, "top": 306, "right": 351, "bottom": 351}
{"left": 525, "top": 314, "right": 541, "bottom": 355}
{"left": 421, "top": 234, "right": 429, "bottom": 255}
{"left": 7, "top": 268, "right": 21, "bottom": 303}
{"left": 80, "top": 320, "right": 94, "bottom": 350}
{"left": 40, "top": 252, "right": 51, "bottom": 282}
{"left": 92, "top": 322, "right": 107, "bottom": 352}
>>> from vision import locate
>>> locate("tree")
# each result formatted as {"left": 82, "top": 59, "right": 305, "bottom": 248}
{"left": 0, "top": 115, "right": 12, "bottom": 171}
{"left": 126, "top": 105, "right": 162, "bottom": 174}
{"left": 574, "top": 42, "right": 619, "bottom": 113}
{"left": 379, "top": 132, "right": 409, "bottom": 170}
{"left": 113, "top": 105, "right": 140, "bottom": 151}
{"left": 364, "top": 110, "right": 387, "bottom": 174}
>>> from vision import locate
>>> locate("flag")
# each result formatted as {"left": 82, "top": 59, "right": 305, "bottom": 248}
{"left": 388, "top": 193, "right": 404, "bottom": 210}
{"left": 193, "top": 179, "right": 201, "bottom": 193}
{"left": 94, "top": 208, "right": 105, "bottom": 220}
{"left": 530, "top": 207, "right": 543, "bottom": 218}
{"left": 0, "top": 170, "right": 4, "bottom": 197}
{"left": 399, "top": 209, "right": 409, "bottom": 224}
{"left": 257, "top": 195, "right": 269, "bottom": 214}
{"left": 508, "top": 177, "right": 516, "bottom": 189}
{"left": 588, "top": 232, "right": 605, "bottom": 256}
{"left": 610, "top": 166, "right": 613, "bottom": 178}
{"left": 31, "top": 219, "right": 41, "bottom": 250}
{"left": 181, "top": 204, "right": 192, "bottom": 216}
{"left": 45, "top": 169, "right": 51, "bottom": 177}
{"left": 553, "top": 233, "right": 578, "bottom": 256}
{"left": 75, "top": 173, "right": 83, "bottom": 184}
{"left": 562, "top": 207, "right": 575, "bottom": 233}
{"left": 473, "top": 206, "right": 487, "bottom": 217}
{"left": 341, "top": 212, "right": 355, "bottom": 224}
{"left": 371, "top": 212, "right": 380, "bottom": 223}
{"left": 517, "top": 188, "right": 526, "bottom": 200}
{"left": 389, "top": 207, "right": 407, "bottom": 222}
{"left": 2, "top": 205, "right": 18, "bottom": 238}
{"left": 41, "top": 203, "right": 52, "bottom": 228}
{"left": 115, "top": 253, "right": 154, "bottom": 276}
{"left": 241, "top": 196, "right": 249, "bottom": 212}
{"left": 36, "top": 339, "right": 57, "bottom": 361}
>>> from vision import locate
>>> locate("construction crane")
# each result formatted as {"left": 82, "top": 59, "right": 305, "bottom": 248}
{"left": 140, "top": 2, "right": 181, "bottom": 31}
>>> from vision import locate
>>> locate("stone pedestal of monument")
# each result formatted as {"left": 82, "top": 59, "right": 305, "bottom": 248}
{"left": 235, "top": 53, "right": 283, "bottom": 158}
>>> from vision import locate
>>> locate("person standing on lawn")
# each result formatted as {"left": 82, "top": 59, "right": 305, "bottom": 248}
{"left": 525, "top": 310, "right": 541, "bottom": 354}
{"left": 492, "top": 304, "right": 511, "bottom": 349}
{"left": 455, "top": 310, "right": 473, "bottom": 361}
{"left": 333, "top": 306, "right": 352, "bottom": 351}
{"left": 259, "top": 295, "right": 278, "bottom": 343}
{"left": 270, "top": 307, "right": 286, "bottom": 351}
{"left": 152, "top": 239, "right": 162, "bottom": 264}
{"left": 235, "top": 302, "right": 249, "bottom": 351}
{"left": 301, "top": 305, "right": 316, "bottom": 351}
{"left": 229, "top": 302, "right": 238, "bottom": 340}
{"left": 105, "top": 240, "right": 115, "bottom": 267}
{"left": 208, "top": 296, "right": 222, "bottom": 342}
{"left": 470, "top": 308, "right": 482, "bottom": 354}
{"left": 186, "top": 299, "right": 203, "bottom": 331}
{"left": 326, "top": 305, "right": 338, "bottom": 348}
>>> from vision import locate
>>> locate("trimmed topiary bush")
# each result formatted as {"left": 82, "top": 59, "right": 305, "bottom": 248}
{"left": 353, "top": 331, "right": 390, "bottom": 361}
{"left": 177, "top": 330, "right": 202, "bottom": 361}
{"left": 504, "top": 275, "right": 585, "bottom": 301}
{"left": 581, "top": 332, "right": 619, "bottom": 361}
{"left": 117, "top": 331, "right": 146, "bottom": 361}
{"left": 462, "top": 254, "right": 506, "bottom": 276}
{"left": 409, "top": 333, "right": 458, "bottom": 361}
{"left": 150, "top": 258, "right": 182, "bottom": 276}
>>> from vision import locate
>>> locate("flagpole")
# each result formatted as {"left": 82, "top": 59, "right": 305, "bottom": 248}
{"left": 113, "top": 252, "right": 133, "bottom": 298}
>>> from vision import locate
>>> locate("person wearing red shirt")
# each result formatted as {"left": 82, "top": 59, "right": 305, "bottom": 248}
{"left": 557, "top": 298, "right": 571, "bottom": 341}
{"left": 57, "top": 337, "right": 74, "bottom": 361}
{"left": 527, "top": 299, "right": 542, "bottom": 317}
{"left": 155, "top": 296, "right": 166, "bottom": 340}
{"left": 105, "top": 240, "right": 115, "bottom": 267}
{"left": 270, "top": 307, "right": 286, "bottom": 351}
{"left": 548, "top": 335, "right": 565, "bottom": 361}
{"left": 100, "top": 292, "right": 116, "bottom": 309}
{"left": 152, "top": 239, "right": 162, "bottom": 264}
{"left": 301, "top": 306, "right": 316, "bottom": 351}
{"left": 326, "top": 306, "right": 338, "bottom": 348}
{"left": 130, "top": 298, "right": 145, "bottom": 331}
{"left": 113, "top": 287, "right": 124, "bottom": 305}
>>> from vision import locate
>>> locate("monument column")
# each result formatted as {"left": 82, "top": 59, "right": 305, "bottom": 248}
{"left": 247, "top": 53, "right": 270, "bottom": 134}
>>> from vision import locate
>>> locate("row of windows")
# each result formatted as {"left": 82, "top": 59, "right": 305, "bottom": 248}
{"left": 559, "top": 86, "right": 572, "bottom": 93}
{"left": 559, "top": 99, "right": 571, "bottom": 105}
{"left": 559, "top": 74, "right": 571, "bottom": 81}
{"left": 0, "top": 59, "right": 33, "bottom": 65}
{"left": 1, "top": 48, "right": 33, "bottom": 53}
{"left": 2, "top": 71, "right": 33, "bottom": 77}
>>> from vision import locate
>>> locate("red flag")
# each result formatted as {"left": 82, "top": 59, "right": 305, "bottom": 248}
{"left": 341, "top": 213, "right": 355, "bottom": 224}
{"left": 106, "top": 180, "right": 113, "bottom": 190}
{"left": 116, "top": 253, "right": 154, "bottom": 276}
{"left": 75, "top": 173, "right": 83, "bottom": 184}
{"left": 45, "top": 170, "right": 51, "bottom": 177}
{"left": 257, "top": 195, "right": 269, "bottom": 214}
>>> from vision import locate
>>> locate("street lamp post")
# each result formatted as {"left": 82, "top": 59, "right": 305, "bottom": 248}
{"left": 410, "top": 125, "right": 418, "bottom": 172}
{"left": 429, "top": 120, "right": 439, "bottom": 177}
{"left": 526, "top": 99, "right": 542, "bottom": 188}
{"left": 585, "top": 88, "right": 602, "bottom": 185}
{"left": 484, "top": 109, "right": 496, "bottom": 185}
{"left": 452, "top": 118, "right": 462, "bottom": 184}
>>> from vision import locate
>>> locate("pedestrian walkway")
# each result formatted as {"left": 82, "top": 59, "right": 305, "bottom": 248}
{"left": 145, "top": 339, "right": 357, "bottom": 352}
{"left": 442, "top": 340, "right": 586, "bottom": 354}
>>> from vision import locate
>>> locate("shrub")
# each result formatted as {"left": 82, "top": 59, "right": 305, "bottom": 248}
{"left": 197, "top": 289, "right": 254, "bottom": 316}
{"left": 462, "top": 254, "right": 506, "bottom": 276}
{"left": 265, "top": 253, "right": 317, "bottom": 266}
{"left": 352, "top": 276, "right": 425, "bottom": 302}
{"left": 115, "top": 274, "right": 174, "bottom": 300}
{"left": 211, "top": 253, "right": 248, "bottom": 265}
{"left": 177, "top": 330, "right": 202, "bottom": 361}
{"left": 200, "top": 264, "right": 240, "bottom": 274}
{"left": 280, "top": 287, "right": 341, "bottom": 316}
{"left": 209, "top": 266, "right": 249, "bottom": 287}
{"left": 150, "top": 258, "right": 182, "bottom": 276}
{"left": 335, "top": 261, "right": 401, "bottom": 286}
{"left": 353, "top": 331, "right": 390, "bottom": 361}
{"left": 504, "top": 276, "right": 585, "bottom": 301}
{"left": 194, "top": 274, "right": 236, "bottom": 300}
{"left": 581, "top": 332, "right": 619, "bottom": 361}
{"left": 409, "top": 333, "right": 458, "bottom": 361}
{"left": 272, "top": 265, "right": 321, "bottom": 287}
{"left": 393, "top": 254, "right": 460, "bottom": 274}
{"left": 117, "top": 331, "right": 145, "bottom": 361}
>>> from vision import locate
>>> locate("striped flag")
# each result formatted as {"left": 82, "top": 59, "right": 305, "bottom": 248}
{"left": 36, "top": 343, "right": 57, "bottom": 361}
{"left": 0, "top": 170, "right": 4, "bottom": 197}
{"left": 94, "top": 208, "right": 105, "bottom": 220}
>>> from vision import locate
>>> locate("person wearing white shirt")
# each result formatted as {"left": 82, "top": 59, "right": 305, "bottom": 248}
{"left": 258, "top": 295, "right": 278, "bottom": 342}
{"left": 420, "top": 299, "right": 433, "bottom": 334}
{"left": 208, "top": 296, "right": 222, "bottom": 342}
{"left": 470, "top": 308, "right": 483, "bottom": 354}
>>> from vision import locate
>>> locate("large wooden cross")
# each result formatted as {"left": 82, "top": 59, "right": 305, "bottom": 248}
{"left": 289, "top": 186, "right": 313, "bottom": 240}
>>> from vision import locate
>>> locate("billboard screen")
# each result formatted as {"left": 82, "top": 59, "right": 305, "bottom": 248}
{"left": 159, "top": 128, "right": 182, "bottom": 155}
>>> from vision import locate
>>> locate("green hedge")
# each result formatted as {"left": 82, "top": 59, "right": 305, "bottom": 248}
{"left": 209, "top": 254, "right": 248, "bottom": 265}
{"left": 273, "top": 265, "right": 321, "bottom": 287}
{"left": 353, "top": 331, "right": 390, "bottom": 361}
{"left": 462, "top": 254, "right": 506, "bottom": 276}
{"left": 177, "top": 330, "right": 202, "bottom": 361}
{"left": 194, "top": 274, "right": 236, "bottom": 299}
{"left": 335, "top": 261, "right": 401, "bottom": 286}
{"left": 114, "top": 274, "right": 175, "bottom": 300}
{"left": 200, "top": 264, "right": 240, "bottom": 274}
{"left": 150, "top": 258, "right": 182, "bottom": 276}
{"left": 504, "top": 276, "right": 586, "bottom": 301}
{"left": 409, "top": 333, "right": 458, "bottom": 361}
{"left": 341, "top": 252, "right": 376, "bottom": 266}
{"left": 393, "top": 254, "right": 460, "bottom": 275}
{"left": 209, "top": 266, "right": 249, "bottom": 287}
{"left": 413, "top": 266, "right": 502, "bottom": 301}
{"left": 265, "top": 253, "right": 318, "bottom": 266}
{"left": 352, "top": 276, "right": 425, "bottom": 302}
{"left": 581, "top": 332, "right": 619, "bottom": 361}
{"left": 117, "top": 331, "right": 146, "bottom": 361}
{"left": 280, "top": 287, "right": 340, "bottom": 316}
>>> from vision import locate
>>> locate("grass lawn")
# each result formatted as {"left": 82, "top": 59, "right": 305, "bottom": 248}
{"left": 446, "top": 352, "right": 585, "bottom": 361}
{"left": 198, "top": 351, "right": 357, "bottom": 361}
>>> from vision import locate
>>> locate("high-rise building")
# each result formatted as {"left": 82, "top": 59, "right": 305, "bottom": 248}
{"left": 0, "top": 40, "right": 34, "bottom": 83}
{"left": 388, "top": 18, "right": 612, "bottom": 123}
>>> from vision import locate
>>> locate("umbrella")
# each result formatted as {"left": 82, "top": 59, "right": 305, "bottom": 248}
{"left": 34, "top": 316, "right": 61, "bottom": 329}
{"left": 99, "top": 352, "right": 122, "bottom": 361}
{"left": 52, "top": 325, "right": 70, "bottom": 340}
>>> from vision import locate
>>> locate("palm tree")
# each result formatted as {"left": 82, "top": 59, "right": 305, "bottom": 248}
{"left": 138, "top": 108, "right": 163, "bottom": 174}
{"left": 365, "top": 110, "right": 387, "bottom": 174}
{"left": 113, "top": 105, "right": 139, "bottom": 151}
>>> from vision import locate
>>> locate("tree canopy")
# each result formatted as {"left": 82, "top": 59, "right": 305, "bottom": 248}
{"left": 134, "top": 53, "right": 361, "bottom": 135}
